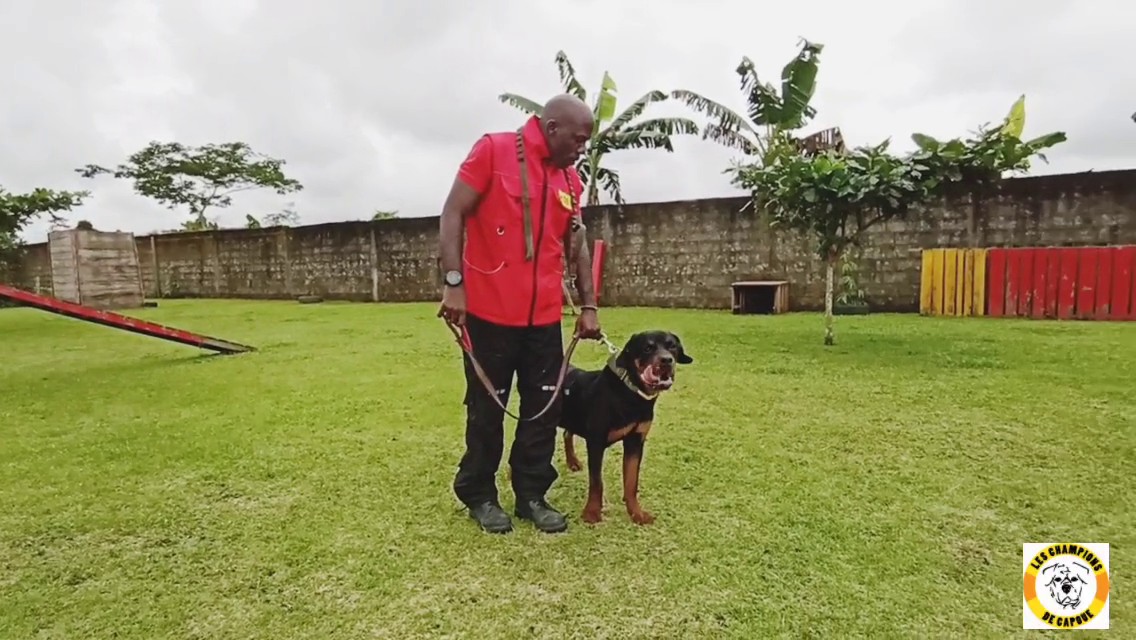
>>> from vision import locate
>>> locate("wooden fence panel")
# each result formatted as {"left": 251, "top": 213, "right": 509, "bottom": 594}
{"left": 918, "top": 248, "right": 987, "bottom": 316}
{"left": 978, "top": 245, "right": 1136, "bottom": 320}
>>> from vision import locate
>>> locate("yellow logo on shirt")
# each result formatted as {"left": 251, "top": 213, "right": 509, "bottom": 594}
{"left": 557, "top": 189, "right": 575, "bottom": 211}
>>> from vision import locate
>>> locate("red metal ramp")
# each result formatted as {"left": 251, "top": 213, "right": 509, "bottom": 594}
{"left": 0, "top": 284, "right": 255, "bottom": 354}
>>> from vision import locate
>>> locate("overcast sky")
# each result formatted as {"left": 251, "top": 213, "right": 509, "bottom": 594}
{"left": 4, "top": 0, "right": 1134, "bottom": 243}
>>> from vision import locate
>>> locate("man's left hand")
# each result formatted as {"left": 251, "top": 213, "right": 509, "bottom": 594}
{"left": 575, "top": 307, "right": 602, "bottom": 340}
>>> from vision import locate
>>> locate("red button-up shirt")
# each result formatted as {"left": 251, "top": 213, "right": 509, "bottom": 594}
{"left": 455, "top": 115, "right": 584, "bottom": 327}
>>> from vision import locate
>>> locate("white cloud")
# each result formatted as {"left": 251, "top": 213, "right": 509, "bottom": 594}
{"left": 4, "top": 0, "right": 1135, "bottom": 243}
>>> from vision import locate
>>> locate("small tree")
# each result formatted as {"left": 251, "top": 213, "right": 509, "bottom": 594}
{"left": 76, "top": 141, "right": 303, "bottom": 229}
{"left": 731, "top": 96, "right": 1066, "bottom": 346}
{"left": 264, "top": 204, "right": 301, "bottom": 227}
{"left": 733, "top": 140, "right": 932, "bottom": 344}
{"left": 247, "top": 203, "right": 302, "bottom": 228}
{"left": 1, "top": 186, "right": 89, "bottom": 276}
{"left": 179, "top": 217, "right": 219, "bottom": 232}
{"left": 498, "top": 50, "right": 704, "bottom": 206}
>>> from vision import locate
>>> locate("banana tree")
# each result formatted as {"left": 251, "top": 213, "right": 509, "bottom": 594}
{"left": 672, "top": 38, "right": 827, "bottom": 165}
{"left": 909, "top": 95, "right": 1067, "bottom": 190}
{"left": 498, "top": 50, "right": 702, "bottom": 206}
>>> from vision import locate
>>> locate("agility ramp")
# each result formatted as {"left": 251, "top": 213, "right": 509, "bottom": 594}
{"left": 0, "top": 284, "right": 255, "bottom": 354}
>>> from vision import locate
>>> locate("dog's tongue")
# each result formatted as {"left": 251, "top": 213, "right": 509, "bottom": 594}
{"left": 641, "top": 366, "right": 660, "bottom": 385}
{"left": 641, "top": 364, "right": 674, "bottom": 389}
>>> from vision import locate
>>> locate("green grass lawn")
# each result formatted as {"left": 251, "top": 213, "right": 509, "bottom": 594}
{"left": 1, "top": 299, "right": 1133, "bottom": 638}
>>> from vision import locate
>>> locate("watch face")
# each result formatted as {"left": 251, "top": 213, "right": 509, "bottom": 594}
{"left": 445, "top": 271, "right": 462, "bottom": 285}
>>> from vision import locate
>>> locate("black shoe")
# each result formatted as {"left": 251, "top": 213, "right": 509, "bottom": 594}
{"left": 515, "top": 497, "right": 568, "bottom": 533}
{"left": 468, "top": 501, "right": 513, "bottom": 534}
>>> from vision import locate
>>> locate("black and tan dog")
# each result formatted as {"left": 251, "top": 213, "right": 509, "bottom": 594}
{"left": 558, "top": 330, "right": 693, "bottom": 525}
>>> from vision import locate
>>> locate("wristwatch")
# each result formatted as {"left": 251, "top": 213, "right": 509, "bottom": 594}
{"left": 443, "top": 270, "right": 463, "bottom": 287}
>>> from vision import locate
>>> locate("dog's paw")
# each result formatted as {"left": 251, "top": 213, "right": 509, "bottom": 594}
{"left": 566, "top": 457, "right": 583, "bottom": 472}
{"left": 629, "top": 509, "right": 655, "bottom": 525}
{"left": 581, "top": 507, "right": 603, "bottom": 524}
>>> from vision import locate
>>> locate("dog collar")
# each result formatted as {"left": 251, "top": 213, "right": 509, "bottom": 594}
{"left": 605, "top": 354, "right": 659, "bottom": 400}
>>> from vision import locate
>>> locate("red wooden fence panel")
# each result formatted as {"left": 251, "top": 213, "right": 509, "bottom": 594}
{"left": 984, "top": 245, "right": 1136, "bottom": 320}
{"left": 1025, "top": 249, "right": 1038, "bottom": 316}
{"left": 1030, "top": 249, "right": 1048, "bottom": 319}
{"left": 1044, "top": 249, "right": 1060, "bottom": 318}
{"left": 1116, "top": 246, "right": 1136, "bottom": 320}
{"left": 1005, "top": 249, "right": 1022, "bottom": 316}
{"left": 1076, "top": 249, "right": 1098, "bottom": 319}
{"left": 1095, "top": 249, "right": 1114, "bottom": 318}
{"left": 1057, "top": 248, "right": 1078, "bottom": 319}
{"left": 987, "top": 249, "right": 1008, "bottom": 317}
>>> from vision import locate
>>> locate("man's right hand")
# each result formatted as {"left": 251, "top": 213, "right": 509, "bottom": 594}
{"left": 438, "top": 285, "right": 467, "bottom": 326}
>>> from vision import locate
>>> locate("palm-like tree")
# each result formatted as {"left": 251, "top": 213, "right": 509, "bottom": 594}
{"left": 498, "top": 51, "right": 707, "bottom": 206}
{"left": 671, "top": 38, "right": 842, "bottom": 164}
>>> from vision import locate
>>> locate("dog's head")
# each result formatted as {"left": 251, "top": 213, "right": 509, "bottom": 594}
{"left": 615, "top": 330, "right": 694, "bottom": 394}
{"left": 1043, "top": 562, "right": 1090, "bottom": 609}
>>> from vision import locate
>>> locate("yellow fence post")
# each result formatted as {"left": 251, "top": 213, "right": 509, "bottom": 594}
{"left": 932, "top": 249, "right": 945, "bottom": 314}
{"left": 920, "top": 251, "right": 934, "bottom": 314}
{"left": 943, "top": 248, "right": 958, "bottom": 316}
{"left": 972, "top": 248, "right": 987, "bottom": 316}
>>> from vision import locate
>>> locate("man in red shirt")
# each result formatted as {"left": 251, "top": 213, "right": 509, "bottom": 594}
{"left": 437, "top": 94, "right": 602, "bottom": 534}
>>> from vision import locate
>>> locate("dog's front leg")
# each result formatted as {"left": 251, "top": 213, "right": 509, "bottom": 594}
{"left": 622, "top": 434, "right": 654, "bottom": 525}
{"left": 563, "top": 432, "right": 582, "bottom": 472}
{"left": 581, "top": 438, "right": 605, "bottom": 524}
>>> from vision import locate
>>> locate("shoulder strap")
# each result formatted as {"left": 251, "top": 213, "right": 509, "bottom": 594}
{"left": 515, "top": 129, "right": 583, "bottom": 259}
{"left": 515, "top": 128, "right": 535, "bottom": 261}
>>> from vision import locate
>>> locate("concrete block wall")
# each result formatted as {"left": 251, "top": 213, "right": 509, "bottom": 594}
{"left": 5, "top": 168, "right": 1135, "bottom": 312}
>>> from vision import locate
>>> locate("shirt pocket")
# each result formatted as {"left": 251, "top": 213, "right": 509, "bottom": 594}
{"left": 464, "top": 172, "right": 526, "bottom": 274}
{"left": 494, "top": 170, "right": 550, "bottom": 243}
{"left": 495, "top": 171, "right": 537, "bottom": 222}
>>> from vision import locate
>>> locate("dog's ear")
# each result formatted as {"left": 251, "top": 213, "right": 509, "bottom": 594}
{"left": 616, "top": 349, "right": 632, "bottom": 370}
{"left": 615, "top": 339, "right": 635, "bottom": 370}
{"left": 671, "top": 333, "right": 693, "bottom": 364}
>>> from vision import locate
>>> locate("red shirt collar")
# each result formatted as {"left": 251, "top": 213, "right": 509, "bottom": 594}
{"left": 521, "top": 115, "right": 552, "bottom": 162}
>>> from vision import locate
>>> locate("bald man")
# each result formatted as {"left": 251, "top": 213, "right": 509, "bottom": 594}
{"left": 438, "top": 93, "right": 602, "bottom": 534}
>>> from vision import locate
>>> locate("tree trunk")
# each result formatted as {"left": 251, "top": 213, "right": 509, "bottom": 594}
{"left": 824, "top": 250, "right": 837, "bottom": 346}
{"left": 587, "top": 182, "right": 600, "bottom": 207}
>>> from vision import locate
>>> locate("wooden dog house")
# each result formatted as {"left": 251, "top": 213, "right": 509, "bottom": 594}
{"left": 731, "top": 280, "right": 790, "bottom": 314}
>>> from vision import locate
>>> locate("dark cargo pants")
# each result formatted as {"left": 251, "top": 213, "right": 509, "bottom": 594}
{"left": 452, "top": 313, "right": 563, "bottom": 507}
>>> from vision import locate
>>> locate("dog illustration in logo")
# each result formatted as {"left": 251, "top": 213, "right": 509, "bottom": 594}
{"left": 1042, "top": 561, "right": 1091, "bottom": 609}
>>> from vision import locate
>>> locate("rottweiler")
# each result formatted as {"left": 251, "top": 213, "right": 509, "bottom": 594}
{"left": 557, "top": 329, "right": 693, "bottom": 525}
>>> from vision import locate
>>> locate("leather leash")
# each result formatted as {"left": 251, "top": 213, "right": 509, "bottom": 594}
{"left": 445, "top": 319, "right": 581, "bottom": 423}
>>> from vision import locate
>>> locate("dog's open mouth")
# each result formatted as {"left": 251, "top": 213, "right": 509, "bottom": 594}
{"left": 638, "top": 361, "right": 675, "bottom": 391}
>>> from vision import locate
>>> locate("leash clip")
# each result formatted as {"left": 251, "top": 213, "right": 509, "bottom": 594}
{"left": 598, "top": 332, "right": 619, "bottom": 355}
